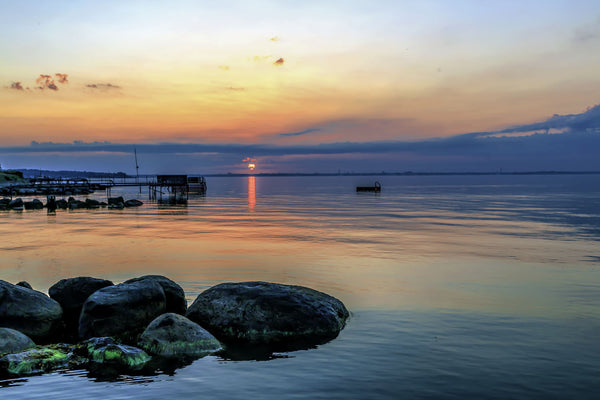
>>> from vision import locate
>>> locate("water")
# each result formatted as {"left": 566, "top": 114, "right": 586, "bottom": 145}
{"left": 1, "top": 174, "right": 599, "bottom": 399}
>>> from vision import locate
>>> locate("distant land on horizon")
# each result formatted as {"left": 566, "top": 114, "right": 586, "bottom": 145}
{"left": 11, "top": 168, "right": 600, "bottom": 179}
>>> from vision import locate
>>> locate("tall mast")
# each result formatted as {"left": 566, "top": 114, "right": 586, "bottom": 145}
{"left": 134, "top": 147, "right": 141, "bottom": 193}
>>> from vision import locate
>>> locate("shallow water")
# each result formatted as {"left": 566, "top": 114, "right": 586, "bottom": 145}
{"left": 1, "top": 174, "right": 599, "bottom": 398}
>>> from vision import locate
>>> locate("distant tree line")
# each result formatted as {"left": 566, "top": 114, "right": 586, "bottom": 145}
{"left": 17, "top": 169, "right": 129, "bottom": 179}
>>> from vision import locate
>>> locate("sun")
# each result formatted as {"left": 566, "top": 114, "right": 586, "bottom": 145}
{"left": 248, "top": 163, "right": 256, "bottom": 171}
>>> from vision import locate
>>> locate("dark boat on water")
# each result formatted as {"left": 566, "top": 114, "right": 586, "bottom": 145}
{"left": 356, "top": 181, "right": 381, "bottom": 192}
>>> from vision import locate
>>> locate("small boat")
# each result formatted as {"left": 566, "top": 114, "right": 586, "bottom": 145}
{"left": 356, "top": 181, "right": 381, "bottom": 192}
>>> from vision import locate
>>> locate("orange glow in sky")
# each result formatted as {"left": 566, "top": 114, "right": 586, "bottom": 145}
{"left": 1, "top": 2, "right": 599, "bottom": 173}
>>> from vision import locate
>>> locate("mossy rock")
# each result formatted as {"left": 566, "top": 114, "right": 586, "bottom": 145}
{"left": 0, "top": 346, "right": 82, "bottom": 376}
{"left": 138, "top": 313, "right": 221, "bottom": 358}
{"left": 86, "top": 338, "right": 151, "bottom": 369}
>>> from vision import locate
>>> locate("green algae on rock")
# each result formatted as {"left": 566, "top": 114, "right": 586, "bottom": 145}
{"left": 0, "top": 346, "right": 82, "bottom": 376}
{"left": 86, "top": 338, "right": 151, "bottom": 369}
{"left": 138, "top": 313, "right": 221, "bottom": 358}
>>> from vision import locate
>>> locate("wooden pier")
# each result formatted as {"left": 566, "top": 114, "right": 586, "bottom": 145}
{"left": 1, "top": 174, "right": 207, "bottom": 200}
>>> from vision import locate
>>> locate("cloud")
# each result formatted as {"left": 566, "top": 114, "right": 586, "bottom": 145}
{"left": 6, "top": 73, "right": 68, "bottom": 92}
{"left": 86, "top": 83, "right": 121, "bottom": 90}
{"left": 9, "top": 82, "right": 24, "bottom": 90}
{"left": 279, "top": 128, "right": 320, "bottom": 137}
{"left": 35, "top": 73, "right": 67, "bottom": 91}
{"left": 4, "top": 127, "right": 596, "bottom": 159}
{"left": 270, "top": 36, "right": 280, "bottom": 41}
{"left": 218, "top": 65, "right": 230, "bottom": 71}
{"left": 55, "top": 73, "right": 69, "bottom": 84}
{"left": 30, "top": 140, "right": 113, "bottom": 146}
{"left": 273, "top": 57, "right": 285, "bottom": 66}
{"left": 465, "top": 104, "right": 600, "bottom": 138}
{"left": 36, "top": 74, "right": 54, "bottom": 90}
{"left": 573, "top": 16, "right": 600, "bottom": 43}
{"left": 253, "top": 55, "right": 272, "bottom": 62}
{"left": 226, "top": 86, "right": 245, "bottom": 91}
{"left": 3, "top": 105, "right": 599, "bottom": 173}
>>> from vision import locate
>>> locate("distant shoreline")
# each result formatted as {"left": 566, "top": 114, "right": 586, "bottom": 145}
{"left": 205, "top": 171, "right": 600, "bottom": 177}
{"left": 8, "top": 169, "right": 600, "bottom": 179}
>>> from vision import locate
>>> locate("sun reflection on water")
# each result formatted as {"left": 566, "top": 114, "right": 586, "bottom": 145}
{"left": 248, "top": 175, "right": 256, "bottom": 212}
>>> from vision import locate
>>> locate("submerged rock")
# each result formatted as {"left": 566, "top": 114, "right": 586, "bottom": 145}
{"left": 185, "top": 281, "right": 349, "bottom": 347}
{"left": 79, "top": 280, "right": 167, "bottom": 341}
{"left": 138, "top": 313, "right": 221, "bottom": 358}
{"left": 124, "top": 275, "right": 187, "bottom": 315}
{"left": 0, "top": 280, "right": 63, "bottom": 343}
{"left": 49, "top": 277, "right": 114, "bottom": 340}
{"left": 0, "top": 327, "right": 35, "bottom": 355}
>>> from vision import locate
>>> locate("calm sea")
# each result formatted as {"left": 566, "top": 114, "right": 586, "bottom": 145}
{"left": 1, "top": 174, "right": 599, "bottom": 399}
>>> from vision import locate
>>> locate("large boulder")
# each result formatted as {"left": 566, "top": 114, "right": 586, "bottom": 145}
{"left": 49, "top": 277, "right": 114, "bottom": 340}
{"left": 0, "top": 280, "right": 63, "bottom": 343}
{"left": 0, "top": 327, "right": 35, "bottom": 355}
{"left": 124, "top": 275, "right": 187, "bottom": 315}
{"left": 79, "top": 280, "right": 167, "bottom": 341}
{"left": 185, "top": 282, "right": 349, "bottom": 347}
{"left": 138, "top": 313, "right": 221, "bottom": 358}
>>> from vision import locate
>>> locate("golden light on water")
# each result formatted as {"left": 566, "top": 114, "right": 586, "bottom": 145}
{"left": 248, "top": 176, "right": 256, "bottom": 212}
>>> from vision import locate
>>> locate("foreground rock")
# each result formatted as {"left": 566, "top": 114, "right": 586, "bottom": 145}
{"left": 138, "top": 313, "right": 221, "bottom": 358}
{"left": 185, "top": 282, "right": 349, "bottom": 347}
{"left": 0, "top": 345, "right": 83, "bottom": 376}
{"left": 86, "top": 337, "right": 151, "bottom": 369}
{"left": 0, "top": 280, "right": 63, "bottom": 343}
{"left": 79, "top": 280, "right": 167, "bottom": 341}
{"left": 0, "top": 328, "right": 35, "bottom": 355}
{"left": 49, "top": 277, "right": 114, "bottom": 340}
{"left": 124, "top": 275, "right": 187, "bottom": 314}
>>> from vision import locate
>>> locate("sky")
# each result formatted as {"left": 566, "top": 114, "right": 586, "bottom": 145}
{"left": 1, "top": 0, "right": 600, "bottom": 174}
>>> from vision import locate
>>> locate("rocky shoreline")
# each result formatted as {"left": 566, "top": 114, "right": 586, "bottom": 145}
{"left": 0, "top": 277, "right": 349, "bottom": 377}
{"left": 0, "top": 196, "right": 143, "bottom": 211}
